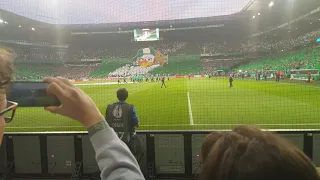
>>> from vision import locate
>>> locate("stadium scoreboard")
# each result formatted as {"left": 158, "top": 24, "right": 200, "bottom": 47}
{"left": 134, "top": 28, "right": 160, "bottom": 41}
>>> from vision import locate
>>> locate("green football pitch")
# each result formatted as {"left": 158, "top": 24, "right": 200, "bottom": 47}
{"left": 4, "top": 78, "right": 320, "bottom": 132}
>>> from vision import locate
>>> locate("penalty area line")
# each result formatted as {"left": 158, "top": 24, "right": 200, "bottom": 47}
{"left": 187, "top": 92, "right": 194, "bottom": 125}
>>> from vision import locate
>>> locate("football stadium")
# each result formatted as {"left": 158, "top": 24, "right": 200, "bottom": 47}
{"left": 1, "top": 0, "right": 320, "bottom": 178}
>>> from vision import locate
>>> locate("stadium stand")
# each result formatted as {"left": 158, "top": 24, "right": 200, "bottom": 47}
{"left": 3, "top": 9, "right": 320, "bottom": 81}
{"left": 57, "top": 64, "right": 99, "bottom": 80}
{"left": 201, "top": 42, "right": 243, "bottom": 54}
{"left": 133, "top": 41, "right": 186, "bottom": 55}
{"left": 14, "top": 62, "right": 61, "bottom": 80}
{"left": 108, "top": 64, "right": 160, "bottom": 76}
{"left": 3, "top": 42, "right": 200, "bottom": 79}
{"left": 248, "top": 29, "right": 320, "bottom": 52}
{"left": 7, "top": 33, "right": 320, "bottom": 80}
{"left": 236, "top": 46, "right": 320, "bottom": 75}
{"left": 89, "top": 58, "right": 133, "bottom": 78}
{"left": 149, "top": 55, "right": 201, "bottom": 75}
{"left": 201, "top": 57, "right": 244, "bottom": 74}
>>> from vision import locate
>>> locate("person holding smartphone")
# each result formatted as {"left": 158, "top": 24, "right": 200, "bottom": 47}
{"left": 0, "top": 48, "right": 14, "bottom": 145}
{"left": 43, "top": 77, "right": 145, "bottom": 180}
{"left": 0, "top": 48, "right": 144, "bottom": 179}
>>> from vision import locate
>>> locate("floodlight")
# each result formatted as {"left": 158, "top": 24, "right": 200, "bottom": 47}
{"left": 269, "top": 1, "right": 274, "bottom": 7}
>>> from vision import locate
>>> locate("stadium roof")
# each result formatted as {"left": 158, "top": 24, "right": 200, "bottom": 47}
{"left": 241, "top": 0, "right": 320, "bottom": 37}
{"left": 1, "top": 0, "right": 320, "bottom": 43}
{"left": 0, "top": 0, "right": 251, "bottom": 24}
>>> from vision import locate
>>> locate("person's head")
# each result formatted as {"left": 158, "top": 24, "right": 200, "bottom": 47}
{"left": 0, "top": 48, "right": 13, "bottom": 88}
{"left": 200, "top": 125, "right": 319, "bottom": 180}
{"left": 117, "top": 88, "right": 128, "bottom": 101}
{"left": 0, "top": 48, "right": 14, "bottom": 144}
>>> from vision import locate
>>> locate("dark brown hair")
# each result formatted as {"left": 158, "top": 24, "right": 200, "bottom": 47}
{"left": 117, "top": 88, "right": 128, "bottom": 101}
{"left": 200, "top": 125, "right": 319, "bottom": 180}
{"left": 0, "top": 48, "right": 14, "bottom": 88}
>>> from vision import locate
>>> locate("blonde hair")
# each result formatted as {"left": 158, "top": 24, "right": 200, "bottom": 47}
{"left": 0, "top": 48, "right": 14, "bottom": 88}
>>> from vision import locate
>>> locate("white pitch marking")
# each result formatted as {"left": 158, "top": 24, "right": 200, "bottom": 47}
{"left": 139, "top": 123, "right": 320, "bottom": 127}
{"left": 187, "top": 92, "right": 194, "bottom": 125}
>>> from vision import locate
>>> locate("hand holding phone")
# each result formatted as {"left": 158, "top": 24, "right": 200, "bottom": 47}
{"left": 44, "top": 77, "right": 104, "bottom": 128}
{"left": 6, "top": 82, "right": 61, "bottom": 107}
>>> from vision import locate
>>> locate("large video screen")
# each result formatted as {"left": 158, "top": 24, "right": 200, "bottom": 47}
{"left": 134, "top": 29, "right": 160, "bottom": 41}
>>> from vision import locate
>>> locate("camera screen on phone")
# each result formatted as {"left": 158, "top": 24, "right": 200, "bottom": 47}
{"left": 6, "top": 82, "right": 61, "bottom": 107}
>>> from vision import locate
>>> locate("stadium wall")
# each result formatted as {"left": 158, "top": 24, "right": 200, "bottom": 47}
{"left": 0, "top": 130, "right": 319, "bottom": 179}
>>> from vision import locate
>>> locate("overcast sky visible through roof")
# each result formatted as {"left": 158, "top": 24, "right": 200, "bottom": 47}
{"left": 0, "top": 0, "right": 250, "bottom": 24}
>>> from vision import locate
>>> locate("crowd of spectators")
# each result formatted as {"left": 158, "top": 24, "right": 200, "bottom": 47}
{"left": 14, "top": 63, "right": 59, "bottom": 80}
{"left": 3, "top": 27, "right": 320, "bottom": 81}
{"left": 58, "top": 64, "right": 99, "bottom": 80}
{"left": 65, "top": 48, "right": 134, "bottom": 60}
{"left": 201, "top": 57, "right": 244, "bottom": 75}
{"left": 2, "top": 41, "right": 186, "bottom": 80}
{"left": 64, "top": 41, "right": 187, "bottom": 60}
{"left": 237, "top": 46, "right": 320, "bottom": 75}
{"left": 201, "top": 42, "right": 243, "bottom": 54}
{"left": 6, "top": 27, "right": 320, "bottom": 64}
{"left": 6, "top": 41, "right": 186, "bottom": 62}
{"left": 5, "top": 26, "right": 320, "bottom": 62}
{"left": 108, "top": 64, "right": 160, "bottom": 77}
{"left": 151, "top": 42, "right": 186, "bottom": 55}
{"left": 248, "top": 29, "right": 320, "bottom": 52}
{"left": 200, "top": 28, "right": 320, "bottom": 54}
{"left": 15, "top": 63, "right": 102, "bottom": 80}
{"left": 12, "top": 47, "right": 62, "bottom": 61}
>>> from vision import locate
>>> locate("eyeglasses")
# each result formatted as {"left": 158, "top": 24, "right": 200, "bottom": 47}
{"left": 0, "top": 101, "right": 18, "bottom": 123}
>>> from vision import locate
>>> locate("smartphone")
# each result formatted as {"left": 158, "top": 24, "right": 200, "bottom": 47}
{"left": 6, "top": 82, "right": 61, "bottom": 107}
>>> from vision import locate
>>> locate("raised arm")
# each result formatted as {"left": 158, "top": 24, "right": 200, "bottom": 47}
{"left": 44, "top": 77, "right": 145, "bottom": 180}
